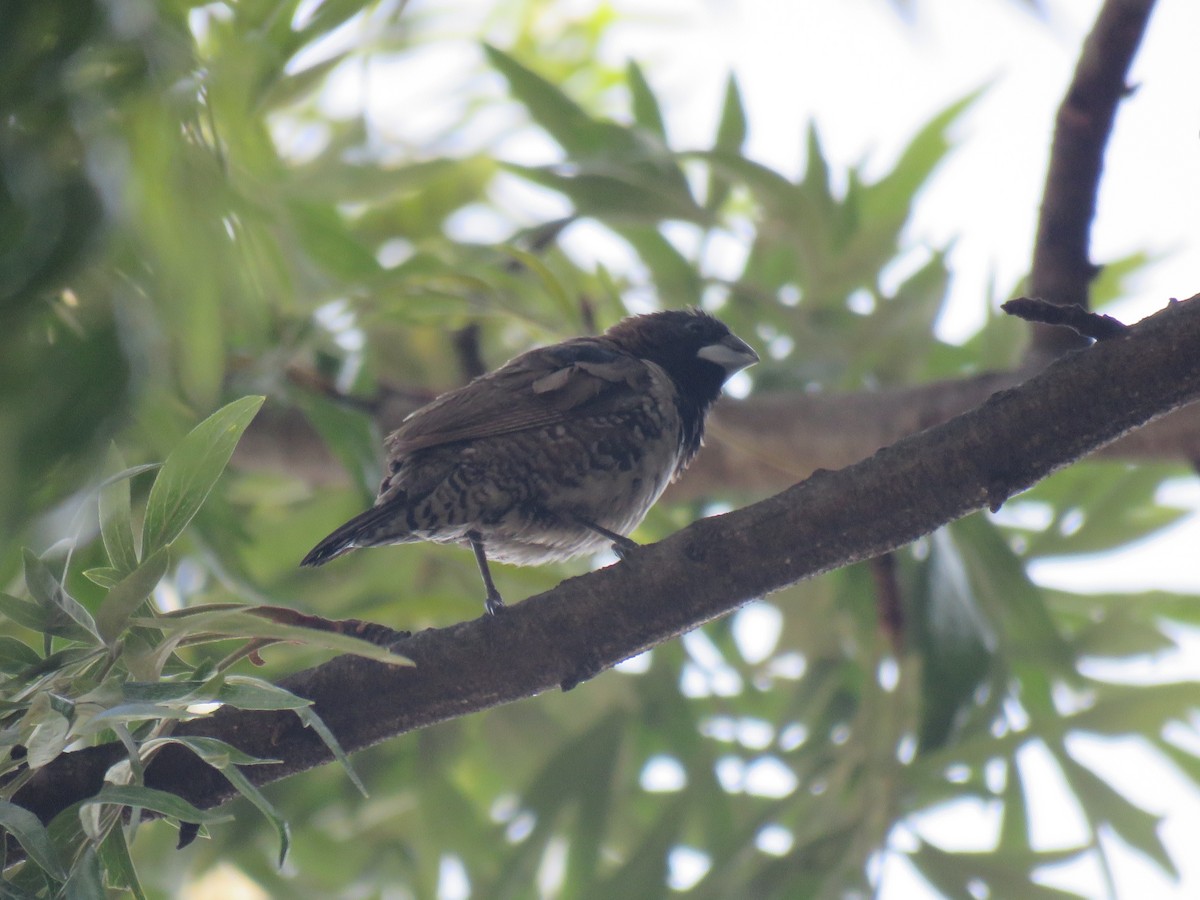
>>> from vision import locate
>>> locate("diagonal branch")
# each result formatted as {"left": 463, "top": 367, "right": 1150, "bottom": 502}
{"left": 14, "top": 292, "right": 1200, "bottom": 836}
{"left": 1027, "top": 0, "right": 1156, "bottom": 358}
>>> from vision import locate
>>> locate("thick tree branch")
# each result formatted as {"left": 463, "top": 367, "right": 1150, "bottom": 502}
{"left": 15, "top": 292, "right": 1200, "bottom": 833}
{"left": 1027, "top": 0, "right": 1155, "bottom": 358}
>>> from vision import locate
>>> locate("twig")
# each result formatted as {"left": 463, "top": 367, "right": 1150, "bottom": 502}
{"left": 1002, "top": 297, "right": 1127, "bottom": 341}
{"left": 1027, "top": 0, "right": 1156, "bottom": 358}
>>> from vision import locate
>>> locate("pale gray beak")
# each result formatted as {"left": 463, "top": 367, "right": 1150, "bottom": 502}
{"left": 697, "top": 332, "right": 760, "bottom": 376}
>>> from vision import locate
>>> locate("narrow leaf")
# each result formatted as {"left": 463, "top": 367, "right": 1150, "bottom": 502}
{"left": 706, "top": 74, "right": 748, "bottom": 212}
{"left": 714, "top": 74, "right": 747, "bottom": 153}
{"left": 293, "top": 705, "right": 368, "bottom": 797}
{"left": 0, "top": 637, "right": 41, "bottom": 673}
{"left": 97, "top": 825, "right": 147, "bottom": 900}
{"left": 627, "top": 61, "right": 666, "bottom": 139}
{"left": 99, "top": 447, "right": 140, "bottom": 575}
{"left": 0, "top": 592, "right": 54, "bottom": 633}
{"left": 485, "top": 45, "right": 611, "bottom": 158}
{"left": 141, "top": 735, "right": 279, "bottom": 768}
{"left": 142, "top": 396, "right": 265, "bottom": 556}
{"left": 1058, "top": 753, "right": 1177, "bottom": 878}
{"left": 82, "top": 568, "right": 121, "bottom": 589}
{"left": 22, "top": 550, "right": 99, "bottom": 642}
{"left": 139, "top": 608, "right": 411, "bottom": 665}
{"left": 83, "top": 786, "right": 228, "bottom": 826}
{"left": 217, "top": 676, "right": 312, "bottom": 711}
{"left": 96, "top": 550, "right": 170, "bottom": 644}
{"left": 220, "top": 764, "right": 291, "bottom": 867}
{"left": 0, "top": 800, "right": 68, "bottom": 880}
{"left": 62, "top": 847, "right": 105, "bottom": 900}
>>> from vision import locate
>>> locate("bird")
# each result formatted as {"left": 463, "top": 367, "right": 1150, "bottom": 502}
{"left": 300, "top": 308, "right": 758, "bottom": 615}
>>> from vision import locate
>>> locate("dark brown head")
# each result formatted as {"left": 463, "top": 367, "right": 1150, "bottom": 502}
{"left": 605, "top": 309, "right": 758, "bottom": 460}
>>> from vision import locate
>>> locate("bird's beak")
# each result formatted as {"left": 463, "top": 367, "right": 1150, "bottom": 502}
{"left": 697, "top": 333, "right": 760, "bottom": 375}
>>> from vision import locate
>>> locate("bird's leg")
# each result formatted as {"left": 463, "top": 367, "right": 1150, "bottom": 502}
{"left": 468, "top": 532, "right": 506, "bottom": 615}
{"left": 575, "top": 517, "right": 639, "bottom": 560}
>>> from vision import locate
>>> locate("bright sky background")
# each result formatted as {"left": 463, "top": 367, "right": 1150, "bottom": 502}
{"left": 283, "top": 0, "right": 1200, "bottom": 896}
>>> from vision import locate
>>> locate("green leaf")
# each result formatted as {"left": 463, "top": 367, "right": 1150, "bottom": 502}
{"left": 82, "top": 785, "right": 228, "bottom": 826}
{"left": 141, "top": 735, "right": 278, "bottom": 768}
{"left": 615, "top": 225, "right": 701, "bottom": 305}
{"left": 140, "top": 607, "right": 411, "bottom": 667}
{"left": 504, "top": 163, "right": 704, "bottom": 223}
{"left": 75, "top": 703, "right": 201, "bottom": 736}
{"left": 1022, "top": 463, "right": 1186, "bottom": 558}
{"left": 291, "top": 157, "right": 472, "bottom": 204}
{"left": 998, "top": 757, "right": 1031, "bottom": 851}
{"left": 0, "top": 636, "right": 41, "bottom": 673}
{"left": 0, "top": 591, "right": 57, "bottom": 634}
{"left": 626, "top": 61, "right": 666, "bottom": 139}
{"left": 286, "top": 199, "right": 383, "bottom": 281}
{"left": 714, "top": 74, "right": 747, "bottom": 154}
{"left": 22, "top": 693, "right": 71, "bottom": 769}
{"left": 951, "top": 516, "right": 1075, "bottom": 671}
{"left": 1070, "top": 612, "right": 1176, "bottom": 659}
{"left": 143, "top": 737, "right": 289, "bottom": 867}
{"left": 62, "top": 846, "right": 105, "bottom": 900}
{"left": 706, "top": 74, "right": 747, "bottom": 212}
{"left": 82, "top": 568, "right": 121, "bottom": 589}
{"left": 485, "top": 44, "right": 616, "bottom": 159}
{"left": 293, "top": 705, "right": 368, "bottom": 797}
{"left": 95, "top": 550, "right": 170, "bottom": 644}
{"left": 860, "top": 88, "right": 981, "bottom": 225}
{"left": 256, "top": 50, "right": 351, "bottom": 110}
{"left": 503, "top": 247, "right": 575, "bottom": 319}
{"left": 216, "top": 676, "right": 312, "bottom": 711}
{"left": 142, "top": 396, "right": 265, "bottom": 557}
{"left": 1067, "top": 681, "right": 1198, "bottom": 736}
{"left": 0, "top": 800, "right": 68, "bottom": 880}
{"left": 690, "top": 149, "right": 801, "bottom": 219}
{"left": 225, "top": 763, "right": 292, "bottom": 867}
{"left": 1057, "top": 753, "right": 1177, "bottom": 878}
{"left": 910, "top": 841, "right": 1088, "bottom": 900}
{"left": 97, "top": 825, "right": 146, "bottom": 900}
{"left": 865, "top": 249, "right": 951, "bottom": 379}
{"left": 292, "top": 394, "right": 379, "bottom": 504}
{"left": 21, "top": 550, "right": 99, "bottom": 642}
{"left": 912, "top": 527, "right": 995, "bottom": 751}
{"left": 99, "top": 447, "right": 144, "bottom": 575}
{"left": 593, "top": 795, "right": 687, "bottom": 896}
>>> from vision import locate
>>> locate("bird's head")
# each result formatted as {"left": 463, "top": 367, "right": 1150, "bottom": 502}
{"left": 605, "top": 308, "right": 759, "bottom": 407}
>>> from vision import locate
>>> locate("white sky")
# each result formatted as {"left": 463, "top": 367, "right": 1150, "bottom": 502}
{"left": 285, "top": 0, "right": 1200, "bottom": 896}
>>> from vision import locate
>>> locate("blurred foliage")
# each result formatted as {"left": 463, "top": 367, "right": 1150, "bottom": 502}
{"left": 0, "top": 1, "right": 1197, "bottom": 898}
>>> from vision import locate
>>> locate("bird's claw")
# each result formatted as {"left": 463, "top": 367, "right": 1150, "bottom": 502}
{"left": 611, "top": 536, "right": 639, "bottom": 560}
{"left": 485, "top": 593, "right": 507, "bottom": 616}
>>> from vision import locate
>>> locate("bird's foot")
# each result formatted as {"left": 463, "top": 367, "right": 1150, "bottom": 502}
{"left": 574, "top": 516, "right": 640, "bottom": 560}
{"left": 484, "top": 592, "right": 507, "bottom": 616}
{"left": 610, "top": 535, "right": 639, "bottom": 560}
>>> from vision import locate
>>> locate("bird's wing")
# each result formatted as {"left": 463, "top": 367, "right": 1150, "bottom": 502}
{"left": 385, "top": 338, "right": 654, "bottom": 455}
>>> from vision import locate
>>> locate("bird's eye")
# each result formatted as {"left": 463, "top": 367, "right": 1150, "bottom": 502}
{"left": 684, "top": 319, "right": 706, "bottom": 335}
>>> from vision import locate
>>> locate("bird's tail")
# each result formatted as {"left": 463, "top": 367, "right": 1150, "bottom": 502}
{"left": 300, "top": 502, "right": 408, "bottom": 567}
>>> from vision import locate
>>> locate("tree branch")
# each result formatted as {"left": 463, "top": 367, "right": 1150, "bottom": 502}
{"left": 15, "top": 292, "right": 1200, "bottom": 834}
{"left": 1027, "top": 0, "right": 1156, "bottom": 358}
